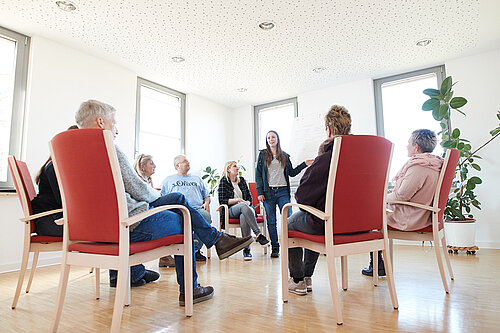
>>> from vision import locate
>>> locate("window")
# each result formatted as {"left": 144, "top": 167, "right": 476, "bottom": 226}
{"left": 0, "top": 27, "right": 30, "bottom": 191}
{"left": 135, "top": 78, "right": 185, "bottom": 186}
{"left": 254, "top": 97, "right": 298, "bottom": 159}
{"left": 374, "top": 66, "right": 446, "bottom": 178}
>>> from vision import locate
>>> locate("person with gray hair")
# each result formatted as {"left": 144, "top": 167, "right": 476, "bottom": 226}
{"left": 75, "top": 99, "right": 253, "bottom": 305}
{"left": 362, "top": 129, "right": 444, "bottom": 277}
{"left": 161, "top": 155, "right": 212, "bottom": 262}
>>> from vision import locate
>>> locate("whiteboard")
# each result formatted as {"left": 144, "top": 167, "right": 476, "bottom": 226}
{"left": 287, "top": 113, "right": 328, "bottom": 186}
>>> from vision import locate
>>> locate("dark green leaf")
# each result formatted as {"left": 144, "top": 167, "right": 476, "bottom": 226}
{"left": 444, "top": 91, "right": 453, "bottom": 103}
{"left": 464, "top": 144, "right": 471, "bottom": 151}
{"left": 471, "top": 163, "right": 481, "bottom": 171}
{"left": 201, "top": 174, "right": 208, "bottom": 180}
{"left": 423, "top": 88, "right": 440, "bottom": 97}
{"left": 455, "top": 109, "right": 466, "bottom": 116}
{"left": 438, "top": 103, "right": 450, "bottom": 119}
{"left": 422, "top": 98, "right": 440, "bottom": 111}
{"left": 450, "top": 97, "right": 467, "bottom": 109}
{"left": 470, "top": 176, "right": 482, "bottom": 184}
{"left": 466, "top": 182, "right": 475, "bottom": 191}
{"left": 457, "top": 142, "right": 465, "bottom": 150}
{"left": 451, "top": 128, "right": 460, "bottom": 138}
{"left": 432, "top": 108, "right": 442, "bottom": 121}
{"left": 490, "top": 128, "right": 500, "bottom": 136}
{"left": 442, "top": 140, "right": 454, "bottom": 148}
{"left": 465, "top": 206, "right": 471, "bottom": 213}
{"left": 440, "top": 77, "right": 452, "bottom": 95}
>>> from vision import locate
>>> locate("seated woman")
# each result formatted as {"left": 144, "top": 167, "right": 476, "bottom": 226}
{"left": 218, "top": 161, "right": 269, "bottom": 260}
{"left": 134, "top": 154, "right": 175, "bottom": 268}
{"left": 31, "top": 125, "right": 79, "bottom": 236}
{"left": 362, "top": 129, "right": 444, "bottom": 276}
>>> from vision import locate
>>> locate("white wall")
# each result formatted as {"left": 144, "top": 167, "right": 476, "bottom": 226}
{"left": 445, "top": 48, "right": 500, "bottom": 248}
{"left": 231, "top": 105, "right": 254, "bottom": 181}
{"left": 0, "top": 36, "right": 232, "bottom": 273}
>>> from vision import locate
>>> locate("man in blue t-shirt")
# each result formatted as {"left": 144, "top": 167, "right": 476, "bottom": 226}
{"left": 161, "top": 155, "right": 212, "bottom": 261}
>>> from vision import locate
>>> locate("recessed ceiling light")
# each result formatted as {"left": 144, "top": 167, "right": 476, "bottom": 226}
{"left": 312, "top": 67, "right": 325, "bottom": 73}
{"left": 171, "top": 56, "right": 185, "bottom": 63}
{"left": 416, "top": 38, "right": 432, "bottom": 47}
{"left": 237, "top": 88, "right": 248, "bottom": 92}
{"left": 55, "top": 1, "right": 77, "bottom": 12}
{"left": 258, "top": 21, "right": 275, "bottom": 31}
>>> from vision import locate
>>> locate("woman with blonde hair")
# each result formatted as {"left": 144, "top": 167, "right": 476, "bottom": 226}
{"left": 134, "top": 154, "right": 156, "bottom": 187}
{"left": 218, "top": 161, "right": 269, "bottom": 260}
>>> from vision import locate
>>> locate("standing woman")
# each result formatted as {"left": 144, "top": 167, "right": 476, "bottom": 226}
{"left": 219, "top": 161, "right": 269, "bottom": 260}
{"left": 255, "top": 131, "right": 313, "bottom": 258}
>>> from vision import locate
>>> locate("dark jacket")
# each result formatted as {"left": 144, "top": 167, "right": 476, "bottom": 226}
{"left": 218, "top": 176, "right": 252, "bottom": 228}
{"left": 294, "top": 139, "right": 335, "bottom": 234}
{"left": 31, "top": 161, "right": 62, "bottom": 214}
{"left": 255, "top": 150, "right": 307, "bottom": 199}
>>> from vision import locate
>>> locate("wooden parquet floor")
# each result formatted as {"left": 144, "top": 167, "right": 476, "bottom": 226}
{"left": 0, "top": 244, "right": 499, "bottom": 332}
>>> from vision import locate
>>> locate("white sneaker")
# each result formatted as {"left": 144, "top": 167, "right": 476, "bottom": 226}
{"left": 288, "top": 278, "right": 307, "bottom": 295}
{"left": 304, "top": 277, "right": 312, "bottom": 292}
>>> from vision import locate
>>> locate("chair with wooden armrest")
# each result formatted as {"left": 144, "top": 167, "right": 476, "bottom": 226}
{"left": 49, "top": 129, "right": 193, "bottom": 332}
{"left": 280, "top": 135, "right": 398, "bottom": 325}
{"left": 387, "top": 148, "right": 460, "bottom": 293}
{"left": 217, "top": 182, "right": 268, "bottom": 255}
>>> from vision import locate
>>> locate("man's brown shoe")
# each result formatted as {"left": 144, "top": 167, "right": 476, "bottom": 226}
{"left": 215, "top": 233, "right": 253, "bottom": 260}
{"left": 179, "top": 285, "right": 214, "bottom": 306}
{"left": 159, "top": 255, "right": 175, "bottom": 267}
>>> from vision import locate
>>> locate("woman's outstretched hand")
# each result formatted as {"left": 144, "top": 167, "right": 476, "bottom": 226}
{"left": 258, "top": 195, "right": 265, "bottom": 202}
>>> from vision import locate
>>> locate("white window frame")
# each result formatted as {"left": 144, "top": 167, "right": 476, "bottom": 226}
{"left": 135, "top": 77, "right": 186, "bottom": 157}
{"left": 253, "top": 97, "right": 298, "bottom": 161}
{"left": 0, "top": 26, "right": 30, "bottom": 191}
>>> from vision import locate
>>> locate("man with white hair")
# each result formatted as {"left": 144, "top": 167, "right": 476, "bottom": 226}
{"left": 161, "top": 155, "right": 212, "bottom": 262}
{"left": 75, "top": 99, "right": 253, "bottom": 305}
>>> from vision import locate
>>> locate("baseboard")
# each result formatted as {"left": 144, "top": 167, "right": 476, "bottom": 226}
{"left": 0, "top": 255, "right": 62, "bottom": 275}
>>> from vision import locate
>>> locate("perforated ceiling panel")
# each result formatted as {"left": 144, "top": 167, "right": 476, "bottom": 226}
{"left": 1, "top": 0, "right": 497, "bottom": 108}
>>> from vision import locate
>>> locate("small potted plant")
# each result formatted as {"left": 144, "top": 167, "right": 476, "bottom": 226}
{"left": 422, "top": 76, "right": 500, "bottom": 252}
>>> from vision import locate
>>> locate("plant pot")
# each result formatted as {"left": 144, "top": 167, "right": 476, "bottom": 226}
{"left": 444, "top": 219, "right": 476, "bottom": 247}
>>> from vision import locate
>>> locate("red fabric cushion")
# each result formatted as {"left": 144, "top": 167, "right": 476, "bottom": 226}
{"left": 288, "top": 230, "right": 383, "bottom": 245}
{"left": 68, "top": 234, "right": 184, "bottom": 255}
{"left": 388, "top": 224, "right": 443, "bottom": 233}
{"left": 228, "top": 218, "right": 240, "bottom": 225}
{"left": 256, "top": 215, "right": 264, "bottom": 223}
{"left": 228, "top": 215, "right": 264, "bottom": 224}
{"left": 31, "top": 235, "right": 63, "bottom": 243}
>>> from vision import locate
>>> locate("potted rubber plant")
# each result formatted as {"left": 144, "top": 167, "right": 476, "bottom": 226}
{"left": 422, "top": 76, "right": 500, "bottom": 252}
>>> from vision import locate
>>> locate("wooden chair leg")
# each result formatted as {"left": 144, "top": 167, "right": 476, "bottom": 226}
{"left": 326, "top": 255, "right": 343, "bottom": 325}
{"left": 382, "top": 248, "right": 399, "bottom": 309}
{"left": 373, "top": 251, "right": 379, "bottom": 286}
{"left": 341, "top": 256, "right": 348, "bottom": 290}
{"left": 50, "top": 263, "right": 71, "bottom": 332}
{"left": 26, "top": 251, "right": 39, "bottom": 294}
{"left": 206, "top": 245, "right": 211, "bottom": 259}
{"left": 441, "top": 236, "right": 454, "bottom": 280}
{"left": 12, "top": 246, "right": 30, "bottom": 309}
{"left": 110, "top": 268, "right": 128, "bottom": 333}
{"left": 125, "top": 269, "right": 131, "bottom": 307}
{"left": 95, "top": 268, "right": 100, "bottom": 300}
{"left": 281, "top": 214, "right": 289, "bottom": 303}
{"left": 433, "top": 234, "right": 449, "bottom": 293}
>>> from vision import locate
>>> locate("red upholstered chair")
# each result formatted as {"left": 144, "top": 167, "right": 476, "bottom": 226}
{"left": 387, "top": 148, "right": 459, "bottom": 293}
{"left": 49, "top": 129, "right": 193, "bottom": 332}
{"left": 217, "top": 181, "right": 268, "bottom": 255}
{"left": 8, "top": 156, "right": 63, "bottom": 309}
{"left": 280, "top": 135, "right": 398, "bottom": 325}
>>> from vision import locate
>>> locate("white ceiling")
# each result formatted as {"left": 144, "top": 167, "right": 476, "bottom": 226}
{"left": 1, "top": 0, "right": 500, "bottom": 108}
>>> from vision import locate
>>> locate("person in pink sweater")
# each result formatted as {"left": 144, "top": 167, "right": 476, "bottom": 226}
{"left": 362, "top": 129, "right": 444, "bottom": 277}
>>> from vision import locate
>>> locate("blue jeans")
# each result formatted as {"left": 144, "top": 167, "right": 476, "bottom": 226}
{"left": 288, "top": 211, "right": 323, "bottom": 280}
{"left": 263, "top": 187, "right": 292, "bottom": 250}
{"left": 194, "top": 208, "right": 212, "bottom": 252}
{"left": 110, "top": 192, "right": 221, "bottom": 293}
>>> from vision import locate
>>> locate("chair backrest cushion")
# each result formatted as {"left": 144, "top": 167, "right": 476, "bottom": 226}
{"left": 436, "top": 148, "right": 460, "bottom": 221}
{"left": 50, "top": 129, "right": 121, "bottom": 243}
{"left": 248, "top": 182, "right": 261, "bottom": 214}
{"left": 8, "top": 156, "right": 37, "bottom": 233}
{"left": 330, "top": 135, "right": 392, "bottom": 234}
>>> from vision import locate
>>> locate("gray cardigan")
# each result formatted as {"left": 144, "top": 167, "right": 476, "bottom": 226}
{"left": 115, "top": 146, "right": 160, "bottom": 230}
